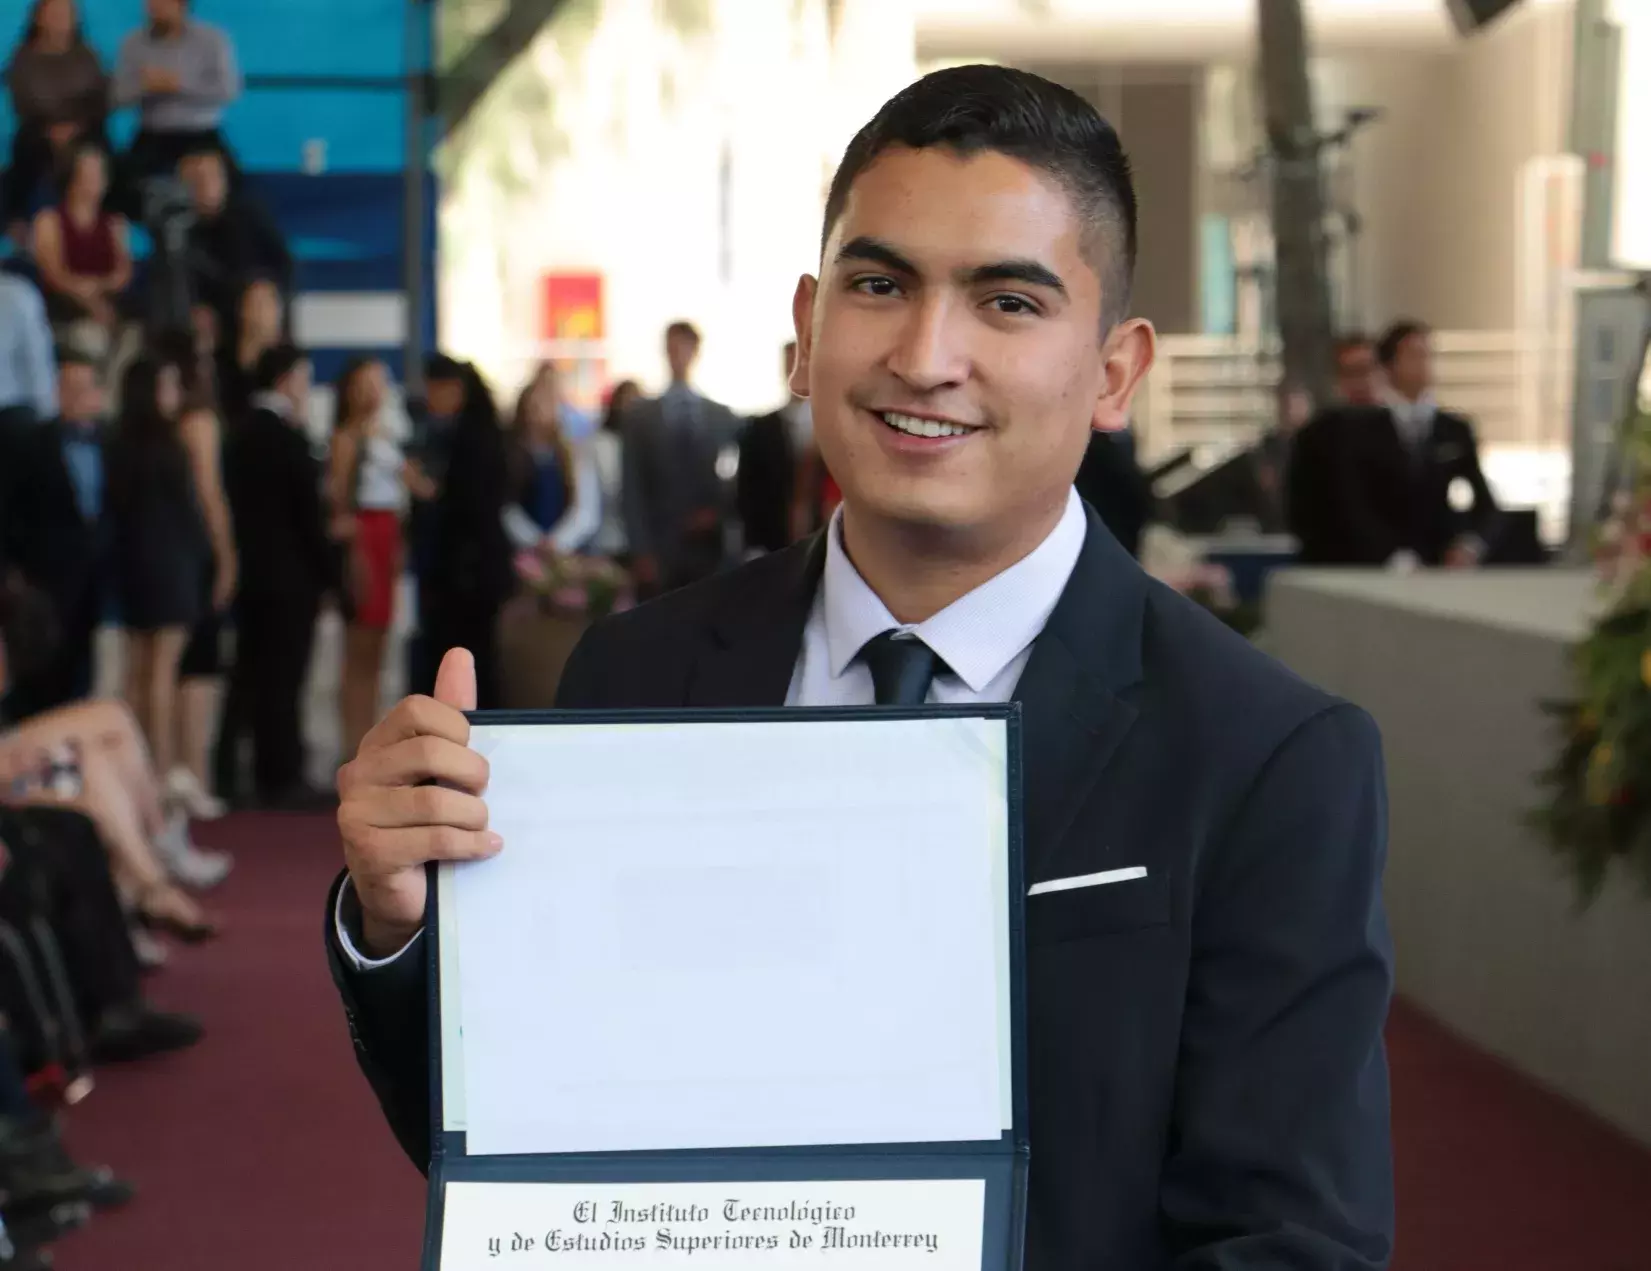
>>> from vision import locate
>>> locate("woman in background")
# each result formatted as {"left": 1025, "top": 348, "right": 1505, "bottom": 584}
{"left": 325, "top": 357, "right": 407, "bottom": 763}
{"left": 2, "top": 0, "right": 108, "bottom": 242}
{"left": 502, "top": 362, "right": 600, "bottom": 556}
{"left": 29, "top": 142, "right": 129, "bottom": 344}
{"left": 215, "top": 276, "right": 283, "bottom": 421}
{"left": 148, "top": 328, "right": 236, "bottom": 841}
{"left": 426, "top": 364, "right": 512, "bottom": 710}
{"left": 591, "top": 379, "right": 637, "bottom": 561}
{"left": 105, "top": 354, "right": 210, "bottom": 798}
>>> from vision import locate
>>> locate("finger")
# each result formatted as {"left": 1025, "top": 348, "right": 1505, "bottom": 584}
{"left": 435, "top": 647, "right": 478, "bottom": 713}
{"left": 345, "top": 734, "right": 489, "bottom": 794}
{"left": 344, "top": 783, "right": 490, "bottom": 832}
{"left": 351, "top": 825, "right": 503, "bottom": 872}
{"left": 357, "top": 692, "right": 470, "bottom": 757}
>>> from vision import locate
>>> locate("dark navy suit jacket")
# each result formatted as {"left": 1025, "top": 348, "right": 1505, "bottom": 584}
{"left": 326, "top": 505, "right": 1395, "bottom": 1270}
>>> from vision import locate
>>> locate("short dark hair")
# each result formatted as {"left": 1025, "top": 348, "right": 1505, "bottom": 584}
{"left": 1376, "top": 321, "right": 1429, "bottom": 368}
{"left": 254, "top": 342, "right": 307, "bottom": 392}
{"left": 665, "top": 321, "right": 701, "bottom": 346}
{"left": 822, "top": 64, "right": 1138, "bottom": 323}
{"left": 1334, "top": 333, "right": 1372, "bottom": 361}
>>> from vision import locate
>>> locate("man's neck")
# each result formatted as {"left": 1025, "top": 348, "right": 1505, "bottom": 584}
{"left": 838, "top": 498, "right": 1068, "bottom": 626}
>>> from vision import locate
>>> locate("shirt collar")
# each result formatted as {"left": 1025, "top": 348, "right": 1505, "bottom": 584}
{"left": 821, "top": 487, "right": 1087, "bottom": 693}
{"left": 251, "top": 390, "right": 293, "bottom": 420}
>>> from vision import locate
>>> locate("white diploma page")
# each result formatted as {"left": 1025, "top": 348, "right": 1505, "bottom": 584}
{"left": 439, "top": 1178, "right": 986, "bottom": 1271}
{"left": 450, "top": 716, "right": 1012, "bottom": 1158}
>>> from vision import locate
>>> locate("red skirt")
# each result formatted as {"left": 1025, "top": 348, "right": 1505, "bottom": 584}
{"left": 351, "top": 508, "right": 403, "bottom": 630}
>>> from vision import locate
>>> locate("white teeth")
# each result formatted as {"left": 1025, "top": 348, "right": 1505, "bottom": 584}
{"left": 881, "top": 412, "right": 973, "bottom": 438}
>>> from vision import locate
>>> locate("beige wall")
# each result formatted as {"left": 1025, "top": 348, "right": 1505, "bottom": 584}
{"left": 1327, "top": 2, "right": 1572, "bottom": 332}
{"left": 1028, "top": 66, "right": 1203, "bottom": 334}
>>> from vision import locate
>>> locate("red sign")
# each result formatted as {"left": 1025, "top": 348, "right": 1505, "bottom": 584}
{"left": 541, "top": 273, "right": 604, "bottom": 342}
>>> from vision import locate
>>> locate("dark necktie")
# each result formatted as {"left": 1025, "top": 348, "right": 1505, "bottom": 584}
{"left": 858, "top": 631, "right": 944, "bottom": 706}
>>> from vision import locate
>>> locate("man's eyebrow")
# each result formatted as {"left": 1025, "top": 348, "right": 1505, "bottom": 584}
{"left": 965, "top": 259, "right": 1068, "bottom": 297}
{"left": 834, "top": 236, "right": 919, "bottom": 275}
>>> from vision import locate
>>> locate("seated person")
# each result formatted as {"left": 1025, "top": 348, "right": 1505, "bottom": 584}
{"left": 0, "top": 352, "right": 110, "bottom": 724}
{"left": 178, "top": 147, "right": 291, "bottom": 337}
{"left": 2, "top": 0, "right": 110, "bottom": 244}
{"left": 110, "top": 0, "right": 240, "bottom": 203}
{"left": 29, "top": 145, "right": 130, "bottom": 340}
{"left": 0, "top": 801, "right": 203, "bottom": 1069}
{"left": 503, "top": 363, "right": 600, "bottom": 556}
{"left": 1, "top": 700, "right": 225, "bottom": 934}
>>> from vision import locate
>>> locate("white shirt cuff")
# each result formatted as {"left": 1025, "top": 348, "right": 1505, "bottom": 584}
{"left": 334, "top": 875, "right": 423, "bottom": 971}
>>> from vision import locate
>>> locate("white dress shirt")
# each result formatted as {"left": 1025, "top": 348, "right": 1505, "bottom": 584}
{"left": 335, "top": 487, "right": 1088, "bottom": 970}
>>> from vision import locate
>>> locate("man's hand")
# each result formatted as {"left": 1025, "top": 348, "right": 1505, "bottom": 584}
{"left": 336, "top": 648, "right": 501, "bottom": 958}
{"left": 140, "top": 66, "right": 181, "bottom": 94}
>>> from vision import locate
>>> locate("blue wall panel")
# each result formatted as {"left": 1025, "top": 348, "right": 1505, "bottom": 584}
{"left": 2, "top": 0, "right": 427, "bottom": 172}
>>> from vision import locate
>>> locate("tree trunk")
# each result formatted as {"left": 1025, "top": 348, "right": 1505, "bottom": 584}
{"left": 440, "top": 0, "right": 572, "bottom": 139}
{"left": 1255, "top": 0, "right": 1335, "bottom": 405}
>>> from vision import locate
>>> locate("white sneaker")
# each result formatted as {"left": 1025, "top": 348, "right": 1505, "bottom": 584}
{"left": 152, "top": 811, "right": 234, "bottom": 891}
{"left": 131, "top": 926, "right": 170, "bottom": 970}
{"left": 165, "top": 767, "right": 228, "bottom": 821}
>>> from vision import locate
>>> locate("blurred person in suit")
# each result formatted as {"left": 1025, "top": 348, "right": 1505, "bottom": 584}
{"left": 221, "top": 344, "right": 332, "bottom": 808}
{"left": 1289, "top": 321, "right": 1500, "bottom": 567}
{"left": 1073, "top": 426, "right": 1152, "bottom": 558}
{"left": 621, "top": 322, "right": 739, "bottom": 595}
{"left": 0, "top": 352, "right": 109, "bottom": 722}
{"left": 736, "top": 342, "right": 811, "bottom": 556}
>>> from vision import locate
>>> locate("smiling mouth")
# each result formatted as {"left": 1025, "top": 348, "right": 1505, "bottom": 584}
{"left": 877, "top": 411, "right": 981, "bottom": 439}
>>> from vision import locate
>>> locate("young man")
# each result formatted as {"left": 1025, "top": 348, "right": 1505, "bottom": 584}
{"left": 111, "top": 0, "right": 241, "bottom": 197}
{"left": 1, "top": 352, "right": 109, "bottom": 720}
{"left": 222, "top": 344, "right": 332, "bottom": 808}
{"left": 620, "top": 321, "right": 740, "bottom": 595}
{"left": 327, "top": 66, "right": 1396, "bottom": 1270}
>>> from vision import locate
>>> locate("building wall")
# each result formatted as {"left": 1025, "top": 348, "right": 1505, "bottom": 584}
{"left": 1026, "top": 67, "right": 1204, "bottom": 335}
{"left": 1325, "top": 2, "right": 1573, "bottom": 332}
{"left": 437, "top": 0, "right": 918, "bottom": 412}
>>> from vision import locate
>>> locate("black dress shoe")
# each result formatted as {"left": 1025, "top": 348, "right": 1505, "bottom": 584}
{"left": 89, "top": 1003, "right": 203, "bottom": 1064}
{"left": 0, "top": 1118, "right": 133, "bottom": 1214}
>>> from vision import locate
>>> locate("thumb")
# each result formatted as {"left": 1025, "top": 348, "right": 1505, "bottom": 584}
{"left": 434, "top": 647, "right": 478, "bottom": 712}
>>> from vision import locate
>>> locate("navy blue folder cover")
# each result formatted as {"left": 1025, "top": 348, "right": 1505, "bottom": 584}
{"left": 421, "top": 705, "right": 1029, "bottom": 1271}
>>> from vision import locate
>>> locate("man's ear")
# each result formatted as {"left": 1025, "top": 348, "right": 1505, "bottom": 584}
{"left": 1091, "top": 318, "right": 1156, "bottom": 433}
{"left": 790, "top": 275, "right": 818, "bottom": 400}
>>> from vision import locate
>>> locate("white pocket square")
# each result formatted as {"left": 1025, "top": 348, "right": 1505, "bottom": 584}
{"left": 1027, "top": 866, "right": 1147, "bottom": 897}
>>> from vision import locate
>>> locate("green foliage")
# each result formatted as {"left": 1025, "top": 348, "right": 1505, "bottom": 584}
{"left": 1531, "top": 403, "right": 1651, "bottom": 906}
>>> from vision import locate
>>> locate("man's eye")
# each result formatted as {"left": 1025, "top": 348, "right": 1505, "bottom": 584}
{"left": 851, "top": 276, "right": 900, "bottom": 297}
{"left": 989, "top": 295, "right": 1037, "bottom": 316}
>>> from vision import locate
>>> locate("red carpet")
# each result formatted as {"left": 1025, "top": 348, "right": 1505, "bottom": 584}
{"left": 40, "top": 814, "right": 1651, "bottom": 1269}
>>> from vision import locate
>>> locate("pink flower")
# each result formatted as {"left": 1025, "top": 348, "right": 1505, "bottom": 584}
{"left": 550, "top": 586, "right": 587, "bottom": 612}
{"left": 514, "top": 550, "right": 548, "bottom": 585}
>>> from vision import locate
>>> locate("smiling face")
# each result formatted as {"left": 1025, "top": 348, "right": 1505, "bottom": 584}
{"left": 792, "top": 146, "right": 1153, "bottom": 551}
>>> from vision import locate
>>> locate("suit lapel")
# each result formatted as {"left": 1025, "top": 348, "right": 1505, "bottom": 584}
{"left": 1014, "top": 507, "right": 1147, "bottom": 880}
{"left": 686, "top": 534, "right": 826, "bottom": 708}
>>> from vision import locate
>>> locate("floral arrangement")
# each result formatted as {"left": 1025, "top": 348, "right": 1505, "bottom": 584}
{"left": 1530, "top": 396, "right": 1651, "bottom": 902}
{"left": 513, "top": 549, "right": 635, "bottom": 622}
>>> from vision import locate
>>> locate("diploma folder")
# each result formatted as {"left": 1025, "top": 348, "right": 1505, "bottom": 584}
{"left": 425, "top": 706, "right": 1029, "bottom": 1271}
